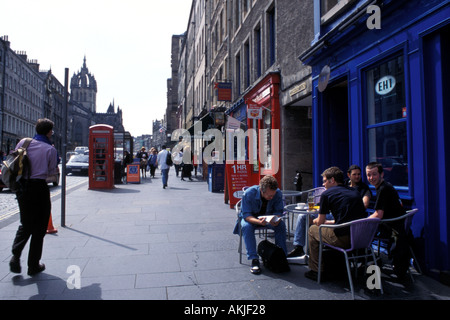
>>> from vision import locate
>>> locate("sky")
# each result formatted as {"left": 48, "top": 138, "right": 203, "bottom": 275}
{"left": 0, "top": 0, "right": 192, "bottom": 137}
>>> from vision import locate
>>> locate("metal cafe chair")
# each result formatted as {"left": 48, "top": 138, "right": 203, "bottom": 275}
{"left": 318, "top": 217, "right": 382, "bottom": 300}
{"left": 373, "top": 208, "right": 422, "bottom": 280}
{"left": 298, "top": 187, "right": 326, "bottom": 204}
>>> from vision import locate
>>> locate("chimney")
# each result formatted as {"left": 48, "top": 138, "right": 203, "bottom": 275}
{"left": 16, "top": 51, "right": 28, "bottom": 61}
{"left": 28, "top": 59, "right": 40, "bottom": 72}
{"left": 1, "top": 35, "right": 10, "bottom": 48}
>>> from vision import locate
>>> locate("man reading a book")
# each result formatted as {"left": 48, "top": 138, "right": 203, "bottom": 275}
{"left": 236, "top": 175, "right": 287, "bottom": 274}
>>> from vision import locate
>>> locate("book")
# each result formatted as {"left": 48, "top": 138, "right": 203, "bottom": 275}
{"left": 259, "top": 215, "right": 280, "bottom": 223}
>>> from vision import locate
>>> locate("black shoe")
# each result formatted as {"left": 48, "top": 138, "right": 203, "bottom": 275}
{"left": 287, "top": 246, "right": 304, "bottom": 258}
{"left": 9, "top": 256, "right": 21, "bottom": 274}
{"left": 251, "top": 259, "right": 261, "bottom": 275}
{"left": 28, "top": 263, "right": 45, "bottom": 276}
{"left": 304, "top": 270, "right": 318, "bottom": 281}
{"left": 181, "top": 178, "right": 185, "bottom": 181}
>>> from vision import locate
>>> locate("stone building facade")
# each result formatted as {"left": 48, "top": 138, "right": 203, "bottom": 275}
{"left": 0, "top": 36, "right": 48, "bottom": 154}
{"left": 171, "top": 0, "right": 314, "bottom": 189}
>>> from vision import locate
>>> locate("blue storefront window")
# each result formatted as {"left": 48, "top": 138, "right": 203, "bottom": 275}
{"left": 365, "top": 55, "right": 409, "bottom": 187}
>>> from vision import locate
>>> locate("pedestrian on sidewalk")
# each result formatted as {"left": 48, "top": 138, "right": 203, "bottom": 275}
{"left": 157, "top": 145, "right": 171, "bottom": 189}
{"left": 148, "top": 148, "right": 158, "bottom": 178}
{"left": 173, "top": 149, "right": 183, "bottom": 177}
{"left": 181, "top": 149, "right": 193, "bottom": 181}
{"left": 9, "top": 118, "right": 58, "bottom": 276}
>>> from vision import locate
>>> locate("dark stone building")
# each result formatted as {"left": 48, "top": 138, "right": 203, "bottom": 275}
{"left": 68, "top": 57, "right": 125, "bottom": 150}
{"left": 94, "top": 100, "right": 124, "bottom": 132}
{"left": 69, "top": 56, "right": 97, "bottom": 148}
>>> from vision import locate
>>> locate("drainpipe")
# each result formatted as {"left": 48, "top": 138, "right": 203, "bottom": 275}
{"left": 0, "top": 36, "right": 9, "bottom": 151}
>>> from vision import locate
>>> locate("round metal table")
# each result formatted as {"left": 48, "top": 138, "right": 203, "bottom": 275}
{"left": 284, "top": 204, "right": 319, "bottom": 265}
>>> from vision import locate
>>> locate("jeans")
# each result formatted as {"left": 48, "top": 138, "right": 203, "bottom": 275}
{"left": 241, "top": 218, "right": 287, "bottom": 260}
{"left": 293, "top": 213, "right": 333, "bottom": 247}
{"left": 161, "top": 168, "right": 169, "bottom": 186}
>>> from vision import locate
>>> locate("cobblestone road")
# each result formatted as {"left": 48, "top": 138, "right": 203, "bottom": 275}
{"left": 0, "top": 175, "right": 88, "bottom": 225}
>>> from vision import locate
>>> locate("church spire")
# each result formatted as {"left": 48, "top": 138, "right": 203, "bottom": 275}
{"left": 83, "top": 55, "right": 87, "bottom": 68}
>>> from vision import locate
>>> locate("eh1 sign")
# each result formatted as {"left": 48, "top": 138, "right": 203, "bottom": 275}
{"left": 375, "top": 76, "right": 396, "bottom": 95}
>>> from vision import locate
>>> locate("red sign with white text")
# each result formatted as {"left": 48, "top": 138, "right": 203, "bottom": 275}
{"left": 226, "top": 162, "right": 258, "bottom": 208}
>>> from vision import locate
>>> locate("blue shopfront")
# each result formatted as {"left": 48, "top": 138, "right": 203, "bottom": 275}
{"left": 300, "top": 0, "right": 450, "bottom": 277}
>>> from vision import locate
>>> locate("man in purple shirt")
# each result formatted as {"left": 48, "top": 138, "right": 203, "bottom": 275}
{"left": 9, "top": 119, "right": 58, "bottom": 276}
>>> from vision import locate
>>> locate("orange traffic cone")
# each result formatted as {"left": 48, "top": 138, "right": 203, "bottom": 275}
{"left": 46, "top": 213, "right": 58, "bottom": 234}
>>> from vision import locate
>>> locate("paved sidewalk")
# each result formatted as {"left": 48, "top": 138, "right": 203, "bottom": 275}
{"left": 1, "top": 169, "right": 450, "bottom": 301}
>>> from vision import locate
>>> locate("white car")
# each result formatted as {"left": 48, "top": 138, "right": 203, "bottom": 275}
{"left": 66, "top": 154, "right": 89, "bottom": 176}
{"left": 74, "top": 146, "right": 89, "bottom": 154}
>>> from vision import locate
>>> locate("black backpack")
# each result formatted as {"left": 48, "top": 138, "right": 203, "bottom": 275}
{"left": 165, "top": 152, "right": 173, "bottom": 166}
{"left": 257, "top": 240, "right": 290, "bottom": 273}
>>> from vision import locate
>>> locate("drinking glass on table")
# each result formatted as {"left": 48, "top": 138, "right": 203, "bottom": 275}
{"left": 307, "top": 192, "right": 315, "bottom": 211}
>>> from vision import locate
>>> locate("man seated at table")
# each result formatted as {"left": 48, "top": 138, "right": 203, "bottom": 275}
{"left": 366, "top": 161, "right": 409, "bottom": 279}
{"left": 288, "top": 164, "right": 372, "bottom": 258}
{"left": 235, "top": 175, "right": 287, "bottom": 274}
{"left": 346, "top": 164, "right": 372, "bottom": 209}
{"left": 305, "top": 167, "right": 367, "bottom": 281}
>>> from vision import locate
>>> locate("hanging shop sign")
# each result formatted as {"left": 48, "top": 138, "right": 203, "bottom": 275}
{"left": 215, "top": 82, "right": 233, "bottom": 101}
{"left": 247, "top": 102, "right": 263, "bottom": 120}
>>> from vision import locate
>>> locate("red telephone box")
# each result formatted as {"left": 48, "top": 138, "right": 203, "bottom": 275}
{"left": 89, "top": 125, "right": 114, "bottom": 190}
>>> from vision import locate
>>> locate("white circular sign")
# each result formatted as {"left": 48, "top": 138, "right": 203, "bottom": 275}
{"left": 375, "top": 76, "right": 396, "bottom": 95}
{"left": 318, "top": 65, "right": 330, "bottom": 92}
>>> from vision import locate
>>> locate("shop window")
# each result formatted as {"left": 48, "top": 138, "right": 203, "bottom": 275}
{"left": 365, "top": 55, "right": 408, "bottom": 187}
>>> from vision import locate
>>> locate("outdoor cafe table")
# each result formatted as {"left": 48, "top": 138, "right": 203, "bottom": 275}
{"left": 282, "top": 190, "right": 302, "bottom": 239}
{"left": 284, "top": 203, "right": 319, "bottom": 265}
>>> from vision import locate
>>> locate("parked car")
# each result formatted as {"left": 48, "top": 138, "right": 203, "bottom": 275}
{"left": 66, "top": 154, "right": 89, "bottom": 175}
{"left": 74, "top": 146, "right": 89, "bottom": 154}
{"left": 66, "top": 151, "right": 77, "bottom": 160}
